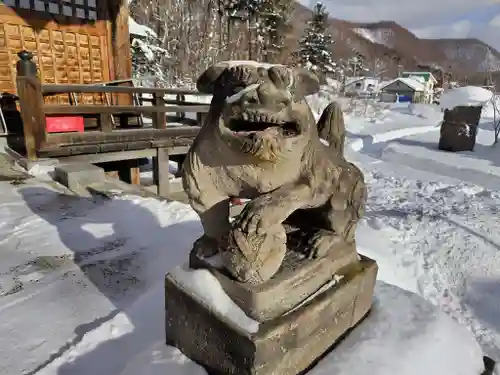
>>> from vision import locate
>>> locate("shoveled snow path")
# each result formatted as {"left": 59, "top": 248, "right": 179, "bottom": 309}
{"left": 344, "top": 120, "right": 500, "bottom": 362}
{"left": 357, "top": 171, "right": 500, "bottom": 361}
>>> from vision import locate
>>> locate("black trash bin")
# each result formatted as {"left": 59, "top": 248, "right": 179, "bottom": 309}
{"left": 438, "top": 105, "right": 482, "bottom": 152}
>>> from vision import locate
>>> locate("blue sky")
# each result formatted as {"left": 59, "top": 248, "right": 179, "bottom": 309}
{"left": 300, "top": 1, "right": 500, "bottom": 50}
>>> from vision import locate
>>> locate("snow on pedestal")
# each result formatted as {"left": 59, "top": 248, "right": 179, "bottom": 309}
{"left": 119, "top": 281, "right": 485, "bottom": 375}
{"left": 168, "top": 264, "right": 260, "bottom": 333}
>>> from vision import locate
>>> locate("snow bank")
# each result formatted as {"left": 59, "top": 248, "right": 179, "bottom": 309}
{"left": 440, "top": 86, "right": 493, "bottom": 111}
{"left": 325, "top": 77, "right": 341, "bottom": 92}
{"left": 310, "top": 282, "right": 484, "bottom": 375}
{"left": 408, "top": 103, "right": 442, "bottom": 119}
{"left": 120, "top": 282, "right": 485, "bottom": 375}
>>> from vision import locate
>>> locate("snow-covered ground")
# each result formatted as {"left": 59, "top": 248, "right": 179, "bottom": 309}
{"left": 1, "top": 87, "right": 500, "bottom": 374}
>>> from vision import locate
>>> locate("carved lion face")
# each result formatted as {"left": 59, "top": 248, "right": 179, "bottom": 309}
{"left": 197, "top": 61, "right": 320, "bottom": 162}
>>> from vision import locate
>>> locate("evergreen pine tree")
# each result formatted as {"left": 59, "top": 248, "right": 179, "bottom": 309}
{"left": 298, "top": 2, "right": 336, "bottom": 75}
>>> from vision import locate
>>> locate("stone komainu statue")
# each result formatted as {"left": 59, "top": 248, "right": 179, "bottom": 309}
{"left": 182, "top": 61, "right": 366, "bottom": 284}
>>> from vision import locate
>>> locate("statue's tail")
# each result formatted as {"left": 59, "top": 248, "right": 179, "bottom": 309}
{"left": 316, "top": 101, "right": 346, "bottom": 157}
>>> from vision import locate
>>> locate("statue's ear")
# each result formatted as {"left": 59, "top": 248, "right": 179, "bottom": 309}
{"left": 196, "top": 64, "right": 228, "bottom": 94}
{"left": 292, "top": 68, "right": 320, "bottom": 97}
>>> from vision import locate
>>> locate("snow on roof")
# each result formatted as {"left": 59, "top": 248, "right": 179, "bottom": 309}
{"left": 407, "top": 75, "right": 426, "bottom": 84}
{"left": 128, "top": 16, "right": 157, "bottom": 38}
{"left": 401, "top": 71, "right": 437, "bottom": 83}
{"left": 345, "top": 76, "right": 378, "bottom": 86}
{"left": 345, "top": 76, "right": 364, "bottom": 86}
{"left": 380, "top": 77, "right": 425, "bottom": 92}
{"left": 440, "top": 86, "right": 493, "bottom": 110}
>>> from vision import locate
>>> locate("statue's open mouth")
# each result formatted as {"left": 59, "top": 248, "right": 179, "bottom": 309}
{"left": 227, "top": 111, "right": 300, "bottom": 137}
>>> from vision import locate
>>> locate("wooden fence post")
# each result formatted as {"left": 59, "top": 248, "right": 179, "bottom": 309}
{"left": 176, "top": 94, "right": 186, "bottom": 120}
{"left": 16, "top": 50, "right": 46, "bottom": 161}
{"left": 153, "top": 147, "right": 170, "bottom": 197}
{"left": 152, "top": 93, "right": 166, "bottom": 128}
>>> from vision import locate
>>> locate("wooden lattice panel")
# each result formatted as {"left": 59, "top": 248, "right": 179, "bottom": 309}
{"left": 0, "top": 1, "right": 111, "bottom": 104}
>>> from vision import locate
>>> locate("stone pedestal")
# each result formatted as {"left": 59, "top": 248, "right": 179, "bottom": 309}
{"left": 189, "top": 242, "right": 360, "bottom": 322}
{"left": 165, "top": 255, "right": 378, "bottom": 375}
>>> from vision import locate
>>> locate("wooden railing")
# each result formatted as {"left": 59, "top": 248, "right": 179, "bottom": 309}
{"left": 15, "top": 75, "right": 211, "bottom": 160}
{"left": 12, "top": 47, "right": 211, "bottom": 160}
{"left": 8, "top": 50, "right": 214, "bottom": 197}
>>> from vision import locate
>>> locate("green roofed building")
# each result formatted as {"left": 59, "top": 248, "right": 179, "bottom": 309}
{"left": 400, "top": 72, "right": 438, "bottom": 103}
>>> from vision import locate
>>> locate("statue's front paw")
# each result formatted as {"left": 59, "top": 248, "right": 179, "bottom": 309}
{"left": 236, "top": 199, "right": 277, "bottom": 236}
{"left": 307, "top": 230, "right": 343, "bottom": 259}
{"left": 192, "top": 234, "right": 221, "bottom": 258}
{"left": 223, "top": 226, "right": 287, "bottom": 284}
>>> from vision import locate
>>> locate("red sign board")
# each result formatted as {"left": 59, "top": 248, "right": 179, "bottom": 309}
{"left": 45, "top": 116, "right": 84, "bottom": 133}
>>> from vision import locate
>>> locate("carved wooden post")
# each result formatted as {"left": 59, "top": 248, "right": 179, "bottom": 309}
{"left": 16, "top": 50, "right": 46, "bottom": 160}
{"left": 16, "top": 50, "right": 38, "bottom": 78}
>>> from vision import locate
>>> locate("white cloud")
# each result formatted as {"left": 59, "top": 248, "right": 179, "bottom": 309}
{"left": 488, "top": 14, "right": 500, "bottom": 28}
{"left": 301, "top": 0, "right": 499, "bottom": 25}
{"left": 411, "top": 17, "right": 500, "bottom": 51}
{"left": 412, "top": 20, "right": 473, "bottom": 40}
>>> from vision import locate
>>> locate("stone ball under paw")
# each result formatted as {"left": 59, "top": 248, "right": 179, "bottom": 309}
{"left": 221, "top": 225, "right": 287, "bottom": 285}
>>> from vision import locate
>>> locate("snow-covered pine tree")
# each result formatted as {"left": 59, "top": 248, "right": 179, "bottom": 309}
{"left": 298, "top": 1, "right": 336, "bottom": 77}
{"left": 130, "top": 19, "right": 170, "bottom": 87}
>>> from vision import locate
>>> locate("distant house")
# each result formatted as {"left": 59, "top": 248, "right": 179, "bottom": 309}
{"left": 400, "top": 72, "right": 438, "bottom": 103}
{"left": 343, "top": 77, "right": 379, "bottom": 96}
{"left": 379, "top": 77, "right": 425, "bottom": 103}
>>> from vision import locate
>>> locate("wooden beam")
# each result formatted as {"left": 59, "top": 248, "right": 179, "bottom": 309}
{"left": 44, "top": 126, "right": 200, "bottom": 146}
{"left": 108, "top": 0, "right": 132, "bottom": 105}
{"left": 42, "top": 84, "right": 208, "bottom": 96}
{"left": 44, "top": 104, "right": 209, "bottom": 115}
{"left": 38, "top": 138, "right": 196, "bottom": 158}
{"left": 56, "top": 149, "right": 155, "bottom": 163}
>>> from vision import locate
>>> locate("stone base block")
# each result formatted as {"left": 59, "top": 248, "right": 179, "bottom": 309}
{"left": 165, "top": 256, "right": 378, "bottom": 375}
{"left": 53, "top": 163, "right": 105, "bottom": 196}
{"left": 190, "top": 241, "right": 360, "bottom": 322}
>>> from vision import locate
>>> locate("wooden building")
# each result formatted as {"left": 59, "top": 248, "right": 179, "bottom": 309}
{"left": 379, "top": 77, "right": 425, "bottom": 103}
{"left": 0, "top": 0, "right": 132, "bottom": 103}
